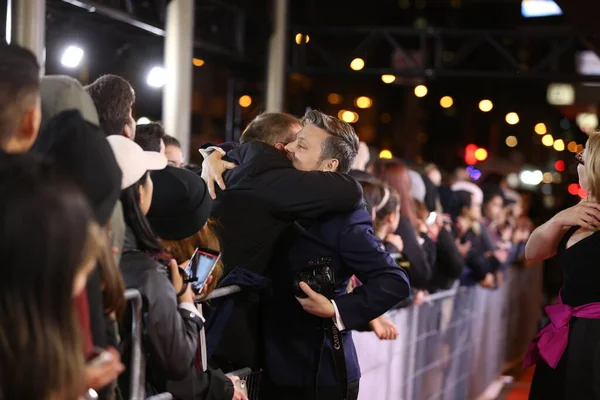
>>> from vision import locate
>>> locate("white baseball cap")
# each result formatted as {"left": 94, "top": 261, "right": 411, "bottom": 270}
{"left": 107, "top": 135, "right": 167, "bottom": 190}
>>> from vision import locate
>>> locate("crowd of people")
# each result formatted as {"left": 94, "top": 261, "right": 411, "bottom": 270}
{"left": 0, "top": 41, "right": 537, "bottom": 400}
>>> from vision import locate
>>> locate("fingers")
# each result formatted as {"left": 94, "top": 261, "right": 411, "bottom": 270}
{"left": 216, "top": 175, "right": 227, "bottom": 191}
{"left": 168, "top": 259, "right": 179, "bottom": 275}
{"left": 224, "top": 161, "right": 237, "bottom": 171}
{"left": 178, "top": 259, "right": 190, "bottom": 269}
{"left": 298, "top": 282, "right": 316, "bottom": 299}
{"left": 207, "top": 177, "right": 217, "bottom": 200}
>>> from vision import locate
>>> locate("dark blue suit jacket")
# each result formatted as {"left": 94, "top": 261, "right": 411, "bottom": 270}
{"left": 263, "top": 208, "right": 411, "bottom": 387}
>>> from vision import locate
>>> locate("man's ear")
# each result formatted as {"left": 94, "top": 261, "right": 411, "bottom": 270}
{"left": 323, "top": 158, "right": 339, "bottom": 172}
{"left": 122, "top": 124, "right": 133, "bottom": 139}
{"left": 274, "top": 143, "right": 288, "bottom": 155}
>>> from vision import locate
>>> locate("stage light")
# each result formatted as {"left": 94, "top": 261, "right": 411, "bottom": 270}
{"left": 381, "top": 74, "right": 396, "bottom": 84}
{"left": 350, "top": 58, "right": 365, "bottom": 71}
{"left": 239, "top": 95, "right": 252, "bottom": 108}
{"left": 541, "top": 134, "right": 554, "bottom": 147}
{"left": 505, "top": 136, "right": 518, "bottom": 148}
{"left": 379, "top": 150, "right": 393, "bottom": 159}
{"left": 147, "top": 67, "right": 167, "bottom": 88}
{"left": 61, "top": 46, "right": 84, "bottom": 68}
{"left": 505, "top": 112, "right": 519, "bottom": 125}
{"left": 414, "top": 85, "right": 428, "bottom": 98}
{"left": 136, "top": 117, "right": 151, "bottom": 125}
{"left": 440, "top": 96, "right": 454, "bottom": 108}
{"left": 534, "top": 123, "right": 547, "bottom": 135}
{"left": 355, "top": 96, "right": 373, "bottom": 109}
{"left": 479, "top": 100, "right": 493, "bottom": 112}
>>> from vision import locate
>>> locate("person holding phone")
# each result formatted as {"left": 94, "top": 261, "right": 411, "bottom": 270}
{"left": 145, "top": 165, "right": 246, "bottom": 400}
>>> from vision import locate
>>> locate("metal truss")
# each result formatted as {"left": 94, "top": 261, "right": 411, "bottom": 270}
{"left": 290, "top": 26, "right": 600, "bottom": 82}
{"left": 56, "top": 0, "right": 249, "bottom": 63}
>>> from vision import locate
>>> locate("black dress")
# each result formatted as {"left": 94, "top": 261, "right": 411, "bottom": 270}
{"left": 529, "top": 226, "right": 600, "bottom": 400}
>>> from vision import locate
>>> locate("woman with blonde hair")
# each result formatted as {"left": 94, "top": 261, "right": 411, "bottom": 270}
{"left": 0, "top": 154, "right": 103, "bottom": 400}
{"left": 525, "top": 132, "right": 600, "bottom": 399}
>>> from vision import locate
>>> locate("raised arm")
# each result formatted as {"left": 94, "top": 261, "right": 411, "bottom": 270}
{"left": 525, "top": 202, "right": 600, "bottom": 261}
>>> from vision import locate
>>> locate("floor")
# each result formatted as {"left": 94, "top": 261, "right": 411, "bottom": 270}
{"left": 500, "top": 367, "right": 534, "bottom": 400}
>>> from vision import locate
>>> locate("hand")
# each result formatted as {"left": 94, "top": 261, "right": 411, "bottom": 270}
{"left": 198, "top": 275, "right": 214, "bottom": 296}
{"left": 228, "top": 376, "right": 249, "bottom": 400}
{"left": 553, "top": 201, "right": 600, "bottom": 230}
{"left": 427, "top": 223, "right": 440, "bottom": 239}
{"left": 385, "top": 234, "right": 404, "bottom": 253}
{"left": 495, "top": 271, "right": 504, "bottom": 287}
{"left": 369, "top": 316, "right": 398, "bottom": 340}
{"left": 456, "top": 239, "right": 471, "bottom": 258}
{"left": 85, "top": 347, "right": 125, "bottom": 391}
{"left": 413, "top": 290, "right": 427, "bottom": 306}
{"left": 168, "top": 259, "right": 195, "bottom": 304}
{"left": 479, "top": 273, "right": 495, "bottom": 289}
{"left": 493, "top": 249, "right": 509, "bottom": 264}
{"left": 201, "top": 151, "right": 236, "bottom": 200}
{"left": 295, "top": 282, "right": 335, "bottom": 319}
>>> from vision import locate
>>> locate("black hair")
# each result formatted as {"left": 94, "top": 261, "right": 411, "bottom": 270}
{"left": 482, "top": 184, "right": 505, "bottom": 206}
{"left": 135, "top": 122, "right": 165, "bottom": 152}
{"left": 0, "top": 153, "right": 89, "bottom": 399}
{"left": 163, "top": 134, "right": 181, "bottom": 148}
{"left": 85, "top": 74, "right": 135, "bottom": 137}
{"left": 0, "top": 43, "right": 40, "bottom": 145}
{"left": 120, "top": 171, "right": 162, "bottom": 254}
{"left": 455, "top": 190, "right": 473, "bottom": 219}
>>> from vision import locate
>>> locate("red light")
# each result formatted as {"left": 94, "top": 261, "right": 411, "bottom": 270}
{"left": 554, "top": 160, "right": 565, "bottom": 172}
{"left": 568, "top": 183, "right": 579, "bottom": 195}
{"left": 578, "top": 188, "right": 588, "bottom": 198}
{"left": 465, "top": 144, "right": 478, "bottom": 165}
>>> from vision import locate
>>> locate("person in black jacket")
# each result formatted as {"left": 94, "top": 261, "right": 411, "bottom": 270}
{"left": 108, "top": 136, "right": 246, "bottom": 400}
{"left": 199, "top": 112, "right": 364, "bottom": 370}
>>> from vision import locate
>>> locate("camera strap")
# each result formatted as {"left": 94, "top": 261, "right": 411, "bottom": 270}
{"left": 325, "top": 319, "right": 348, "bottom": 400}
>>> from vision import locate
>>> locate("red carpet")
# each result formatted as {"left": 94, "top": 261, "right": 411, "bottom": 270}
{"left": 504, "top": 367, "right": 534, "bottom": 400}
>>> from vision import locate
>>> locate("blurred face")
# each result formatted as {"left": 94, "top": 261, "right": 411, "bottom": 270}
{"left": 285, "top": 123, "right": 338, "bottom": 172}
{"left": 484, "top": 195, "right": 504, "bottom": 221}
{"left": 4, "top": 93, "right": 41, "bottom": 153}
{"left": 427, "top": 168, "right": 442, "bottom": 186}
{"left": 469, "top": 197, "right": 482, "bottom": 221}
{"left": 165, "top": 145, "right": 185, "bottom": 168}
{"left": 138, "top": 174, "right": 154, "bottom": 215}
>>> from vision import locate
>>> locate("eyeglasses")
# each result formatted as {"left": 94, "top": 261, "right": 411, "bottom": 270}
{"left": 576, "top": 151, "right": 585, "bottom": 166}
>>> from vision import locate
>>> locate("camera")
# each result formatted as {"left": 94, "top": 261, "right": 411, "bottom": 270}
{"left": 292, "top": 257, "right": 335, "bottom": 299}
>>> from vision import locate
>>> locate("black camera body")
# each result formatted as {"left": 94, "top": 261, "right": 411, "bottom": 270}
{"left": 293, "top": 257, "right": 335, "bottom": 299}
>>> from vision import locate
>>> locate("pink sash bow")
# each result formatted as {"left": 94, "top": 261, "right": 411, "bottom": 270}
{"left": 524, "top": 295, "right": 600, "bottom": 369}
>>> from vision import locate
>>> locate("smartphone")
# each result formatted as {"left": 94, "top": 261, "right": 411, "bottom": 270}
{"left": 185, "top": 248, "right": 221, "bottom": 293}
{"left": 425, "top": 212, "right": 437, "bottom": 226}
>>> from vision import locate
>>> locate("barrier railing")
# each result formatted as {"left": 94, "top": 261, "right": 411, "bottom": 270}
{"left": 196, "top": 285, "right": 262, "bottom": 399}
{"left": 355, "top": 265, "right": 542, "bottom": 400}
{"left": 124, "top": 289, "right": 145, "bottom": 400}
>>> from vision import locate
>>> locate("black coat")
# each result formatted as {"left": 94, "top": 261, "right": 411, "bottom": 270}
{"left": 208, "top": 141, "right": 364, "bottom": 370}
{"left": 118, "top": 228, "right": 233, "bottom": 400}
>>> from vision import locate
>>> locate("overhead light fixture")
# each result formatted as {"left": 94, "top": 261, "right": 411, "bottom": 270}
{"left": 147, "top": 67, "right": 167, "bottom": 88}
{"left": 61, "top": 45, "right": 84, "bottom": 68}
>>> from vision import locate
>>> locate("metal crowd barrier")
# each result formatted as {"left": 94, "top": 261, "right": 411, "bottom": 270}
{"left": 354, "top": 264, "right": 543, "bottom": 400}
{"left": 195, "top": 285, "right": 262, "bottom": 399}
{"left": 123, "top": 289, "right": 174, "bottom": 400}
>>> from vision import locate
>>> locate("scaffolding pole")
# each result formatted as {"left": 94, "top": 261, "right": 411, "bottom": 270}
{"left": 6, "top": 0, "right": 46, "bottom": 72}
{"left": 265, "top": 0, "right": 288, "bottom": 112}
{"left": 162, "top": 0, "right": 194, "bottom": 161}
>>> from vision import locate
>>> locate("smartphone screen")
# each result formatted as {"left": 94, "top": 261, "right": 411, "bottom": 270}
{"left": 185, "top": 248, "right": 221, "bottom": 292}
{"left": 425, "top": 212, "right": 437, "bottom": 226}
